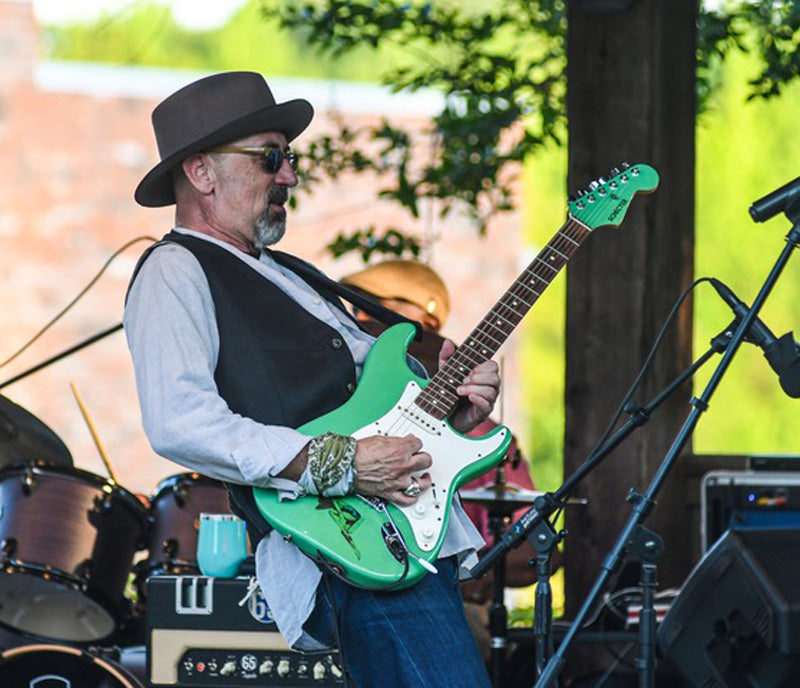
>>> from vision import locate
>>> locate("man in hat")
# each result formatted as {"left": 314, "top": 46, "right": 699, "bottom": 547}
{"left": 124, "top": 71, "right": 499, "bottom": 687}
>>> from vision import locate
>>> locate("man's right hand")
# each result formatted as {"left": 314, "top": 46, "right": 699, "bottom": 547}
{"left": 353, "top": 434, "right": 432, "bottom": 506}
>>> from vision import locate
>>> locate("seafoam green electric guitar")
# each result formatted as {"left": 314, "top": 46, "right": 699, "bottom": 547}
{"left": 253, "top": 163, "right": 660, "bottom": 589}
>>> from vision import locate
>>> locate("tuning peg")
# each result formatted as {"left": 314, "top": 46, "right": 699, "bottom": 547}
{"left": 610, "top": 167, "right": 621, "bottom": 176}
{"left": 588, "top": 180, "right": 600, "bottom": 190}
{"left": 598, "top": 176, "right": 608, "bottom": 184}
{"left": 621, "top": 162, "right": 630, "bottom": 169}
{"left": 576, "top": 189, "right": 587, "bottom": 197}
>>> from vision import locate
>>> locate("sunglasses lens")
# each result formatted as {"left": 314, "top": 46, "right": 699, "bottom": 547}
{"left": 260, "top": 148, "right": 298, "bottom": 173}
{"left": 262, "top": 148, "right": 283, "bottom": 173}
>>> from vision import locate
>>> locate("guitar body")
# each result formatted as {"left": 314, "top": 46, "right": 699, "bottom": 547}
{"left": 252, "top": 323, "right": 511, "bottom": 589}
{"left": 253, "top": 163, "right": 660, "bottom": 589}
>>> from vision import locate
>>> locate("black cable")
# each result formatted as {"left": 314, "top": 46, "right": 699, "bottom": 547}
{"left": 597, "top": 641, "right": 638, "bottom": 681}
{"left": 310, "top": 547, "right": 412, "bottom": 592}
{"left": 0, "top": 235, "right": 156, "bottom": 369}
{"left": 591, "top": 276, "right": 713, "bottom": 453}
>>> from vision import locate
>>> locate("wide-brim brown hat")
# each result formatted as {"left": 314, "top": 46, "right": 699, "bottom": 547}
{"left": 135, "top": 71, "right": 314, "bottom": 207}
{"left": 341, "top": 260, "right": 451, "bottom": 328}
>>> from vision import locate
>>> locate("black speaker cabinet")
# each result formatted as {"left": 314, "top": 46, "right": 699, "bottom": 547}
{"left": 658, "top": 529, "right": 800, "bottom": 688}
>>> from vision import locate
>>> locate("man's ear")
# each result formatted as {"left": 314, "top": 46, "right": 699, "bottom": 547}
{"left": 181, "top": 153, "right": 215, "bottom": 194}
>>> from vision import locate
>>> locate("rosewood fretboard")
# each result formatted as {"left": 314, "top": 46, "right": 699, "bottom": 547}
{"left": 415, "top": 217, "right": 592, "bottom": 420}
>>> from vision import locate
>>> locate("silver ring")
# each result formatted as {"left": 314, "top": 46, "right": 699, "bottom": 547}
{"left": 403, "top": 477, "right": 421, "bottom": 497}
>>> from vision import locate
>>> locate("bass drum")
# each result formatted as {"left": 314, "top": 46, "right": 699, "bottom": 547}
{"left": 0, "top": 644, "right": 146, "bottom": 688}
{"left": 0, "top": 463, "right": 148, "bottom": 644}
{"left": 137, "top": 472, "right": 232, "bottom": 585}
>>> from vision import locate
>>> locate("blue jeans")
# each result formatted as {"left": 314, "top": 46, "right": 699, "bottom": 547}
{"left": 305, "top": 556, "right": 491, "bottom": 688}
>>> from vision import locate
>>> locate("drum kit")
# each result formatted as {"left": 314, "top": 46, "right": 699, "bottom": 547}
{"left": 0, "top": 390, "right": 585, "bottom": 687}
{"left": 0, "top": 393, "right": 234, "bottom": 687}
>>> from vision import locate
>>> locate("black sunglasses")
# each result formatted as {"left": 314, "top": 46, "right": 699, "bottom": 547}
{"left": 211, "top": 143, "right": 298, "bottom": 173}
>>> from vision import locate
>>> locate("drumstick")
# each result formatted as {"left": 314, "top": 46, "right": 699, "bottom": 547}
{"left": 70, "top": 381, "right": 118, "bottom": 484}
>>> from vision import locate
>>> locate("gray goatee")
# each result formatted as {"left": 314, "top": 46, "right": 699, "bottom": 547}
{"left": 253, "top": 186, "right": 289, "bottom": 250}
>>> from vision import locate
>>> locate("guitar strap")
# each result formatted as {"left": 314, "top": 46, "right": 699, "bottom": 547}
{"left": 130, "top": 240, "right": 423, "bottom": 343}
{"left": 268, "top": 250, "right": 423, "bottom": 341}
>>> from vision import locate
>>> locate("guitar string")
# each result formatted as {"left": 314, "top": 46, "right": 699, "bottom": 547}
{"left": 350, "top": 177, "right": 641, "bottom": 488}
{"left": 415, "top": 219, "right": 590, "bottom": 417}
{"left": 379, "top": 219, "right": 591, "bottom": 454}
{"left": 350, "top": 212, "right": 595, "bottom": 562}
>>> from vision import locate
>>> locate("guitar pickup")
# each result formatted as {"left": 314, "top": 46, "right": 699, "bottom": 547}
{"left": 399, "top": 407, "right": 443, "bottom": 436}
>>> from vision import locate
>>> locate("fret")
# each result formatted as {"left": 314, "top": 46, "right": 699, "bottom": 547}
{"left": 547, "top": 246, "right": 569, "bottom": 261}
{"left": 533, "top": 257, "right": 559, "bottom": 274}
{"left": 413, "top": 220, "right": 593, "bottom": 420}
{"left": 447, "top": 348, "right": 482, "bottom": 370}
{"left": 515, "top": 283, "right": 542, "bottom": 301}
{"left": 470, "top": 325, "right": 509, "bottom": 347}
{"left": 471, "top": 328, "right": 503, "bottom": 347}
{"left": 488, "top": 313, "right": 522, "bottom": 327}
{"left": 502, "top": 293, "right": 532, "bottom": 310}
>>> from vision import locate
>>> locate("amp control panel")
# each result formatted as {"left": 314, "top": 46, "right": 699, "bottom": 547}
{"left": 178, "top": 648, "right": 343, "bottom": 686}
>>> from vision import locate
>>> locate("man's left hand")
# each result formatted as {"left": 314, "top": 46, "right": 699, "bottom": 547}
{"left": 438, "top": 338, "right": 500, "bottom": 434}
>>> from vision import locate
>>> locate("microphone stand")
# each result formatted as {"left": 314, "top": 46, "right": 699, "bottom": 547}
{"left": 471, "top": 324, "right": 730, "bottom": 679}
{"left": 533, "top": 218, "right": 800, "bottom": 688}
{"left": 0, "top": 323, "right": 123, "bottom": 391}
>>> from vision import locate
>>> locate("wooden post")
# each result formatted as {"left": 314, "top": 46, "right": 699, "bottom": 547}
{"left": 563, "top": 0, "right": 697, "bottom": 676}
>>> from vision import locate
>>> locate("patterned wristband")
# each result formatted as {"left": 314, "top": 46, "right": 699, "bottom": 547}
{"left": 307, "top": 432, "right": 357, "bottom": 494}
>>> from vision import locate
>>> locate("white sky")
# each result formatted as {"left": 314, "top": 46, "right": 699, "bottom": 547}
{"left": 33, "top": 0, "right": 733, "bottom": 29}
{"left": 32, "top": 0, "right": 249, "bottom": 30}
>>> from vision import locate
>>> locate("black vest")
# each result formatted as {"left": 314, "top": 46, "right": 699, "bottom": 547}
{"left": 167, "top": 232, "right": 358, "bottom": 426}
{"left": 129, "top": 232, "right": 417, "bottom": 541}
{"left": 156, "top": 232, "right": 360, "bottom": 538}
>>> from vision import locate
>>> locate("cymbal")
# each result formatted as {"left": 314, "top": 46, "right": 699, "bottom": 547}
{"left": 459, "top": 483, "right": 587, "bottom": 509}
{"left": 0, "top": 395, "right": 72, "bottom": 468}
{"left": 459, "top": 483, "right": 543, "bottom": 508}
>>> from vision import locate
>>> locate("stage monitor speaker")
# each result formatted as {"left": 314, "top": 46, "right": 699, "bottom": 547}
{"left": 658, "top": 528, "right": 800, "bottom": 688}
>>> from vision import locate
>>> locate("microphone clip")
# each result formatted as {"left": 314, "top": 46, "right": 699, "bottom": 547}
{"left": 765, "top": 332, "right": 800, "bottom": 399}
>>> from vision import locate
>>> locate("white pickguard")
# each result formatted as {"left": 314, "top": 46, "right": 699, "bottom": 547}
{"left": 351, "top": 381, "right": 509, "bottom": 552}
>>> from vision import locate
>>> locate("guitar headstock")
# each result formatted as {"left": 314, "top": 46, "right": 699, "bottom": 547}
{"left": 567, "top": 163, "right": 659, "bottom": 230}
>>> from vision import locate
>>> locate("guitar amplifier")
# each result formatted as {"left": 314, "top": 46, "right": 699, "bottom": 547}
{"left": 146, "top": 575, "right": 344, "bottom": 687}
{"left": 701, "top": 470, "right": 800, "bottom": 553}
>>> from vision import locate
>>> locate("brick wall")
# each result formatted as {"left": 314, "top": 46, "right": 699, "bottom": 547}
{"left": 0, "top": 0, "right": 526, "bottom": 497}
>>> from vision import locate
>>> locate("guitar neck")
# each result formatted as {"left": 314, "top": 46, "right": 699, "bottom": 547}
{"left": 415, "top": 216, "right": 593, "bottom": 420}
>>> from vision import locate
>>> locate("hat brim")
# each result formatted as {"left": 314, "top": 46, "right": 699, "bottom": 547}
{"left": 134, "top": 98, "right": 313, "bottom": 207}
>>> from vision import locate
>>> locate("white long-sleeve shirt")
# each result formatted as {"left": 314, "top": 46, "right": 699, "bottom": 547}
{"left": 123, "top": 228, "right": 485, "bottom": 650}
